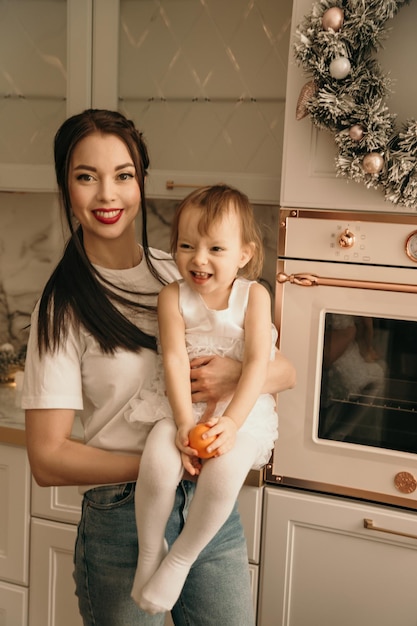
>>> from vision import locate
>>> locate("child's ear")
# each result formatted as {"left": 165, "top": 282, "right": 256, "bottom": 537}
{"left": 238, "top": 242, "right": 256, "bottom": 268}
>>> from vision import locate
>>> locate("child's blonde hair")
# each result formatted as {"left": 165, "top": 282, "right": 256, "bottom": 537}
{"left": 170, "top": 184, "right": 264, "bottom": 280}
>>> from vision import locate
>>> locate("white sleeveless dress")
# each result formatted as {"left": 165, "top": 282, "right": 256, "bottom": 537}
{"left": 125, "top": 277, "right": 278, "bottom": 469}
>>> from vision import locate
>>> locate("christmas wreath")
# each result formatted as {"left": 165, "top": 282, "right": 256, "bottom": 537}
{"left": 294, "top": 0, "right": 417, "bottom": 208}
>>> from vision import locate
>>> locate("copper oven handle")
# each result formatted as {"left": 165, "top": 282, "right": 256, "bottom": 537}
{"left": 364, "top": 518, "right": 417, "bottom": 541}
{"left": 277, "top": 272, "right": 417, "bottom": 295}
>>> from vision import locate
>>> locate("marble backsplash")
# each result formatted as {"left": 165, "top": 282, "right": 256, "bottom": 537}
{"left": 0, "top": 191, "right": 278, "bottom": 351}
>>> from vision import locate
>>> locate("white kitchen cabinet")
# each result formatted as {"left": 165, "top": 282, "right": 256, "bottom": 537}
{"left": 0, "top": 444, "right": 30, "bottom": 586}
{"left": 1, "top": 0, "right": 291, "bottom": 203}
{"left": 258, "top": 486, "right": 417, "bottom": 626}
{"left": 0, "top": 581, "right": 28, "bottom": 626}
{"left": 28, "top": 480, "right": 261, "bottom": 625}
{"left": 0, "top": 0, "right": 92, "bottom": 192}
{"left": 29, "top": 518, "right": 82, "bottom": 626}
{"left": 29, "top": 483, "right": 82, "bottom": 626}
{"left": 92, "top": 0, "right": 292, "bottom": 204}
{"left": 31, "top": 478, "right": 83, "bottom": 525}
{"left": 280, "top": 0, "right": 416, "bottom": 214}
{"left": 0, "top": 442, "right": 30, "bottom": 626}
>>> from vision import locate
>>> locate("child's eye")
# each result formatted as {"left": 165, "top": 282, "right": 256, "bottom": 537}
{"left": 179, "top": 243, "right": 192, "bottom": 250}
{"left": 211, "top": 246, "right": 223, "bottom": 252}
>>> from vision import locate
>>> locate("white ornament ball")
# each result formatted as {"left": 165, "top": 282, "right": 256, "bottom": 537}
{"left": 349, "top": 124, "right": 365, "bottom": 141}
{"left": 362, "top": 152, "right": 384, "bottom": 174}
{"left": 0, "top": 343, "right": 14, "bottom": 353}
{"left": 329, "top": 56, "right": 351, "bottom": 80}
{"left": 322, "top": 7, "right": 344, "bottom": 32}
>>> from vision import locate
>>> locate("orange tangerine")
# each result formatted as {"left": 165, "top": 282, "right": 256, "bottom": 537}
{"left": 189, "top": 423, "right": 217, "bottom": 459}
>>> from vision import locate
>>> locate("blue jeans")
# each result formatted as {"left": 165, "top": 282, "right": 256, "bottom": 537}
{"left": 74, "top": 481, "right": 255, "bottom": 625}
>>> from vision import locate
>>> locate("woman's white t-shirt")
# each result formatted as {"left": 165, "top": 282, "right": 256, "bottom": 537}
{"left": 22, "top": 248, "right": 179, "bottom": 455}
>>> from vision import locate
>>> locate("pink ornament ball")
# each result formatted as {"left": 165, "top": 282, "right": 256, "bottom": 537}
{"left": 362, "top": 152, "right": 384, "bottom": 174}
{"left": 322, "top": 7, "right": 344, "bottom": 32}
{"left": 349, "top": 125, "right": 365, "bottom": 141}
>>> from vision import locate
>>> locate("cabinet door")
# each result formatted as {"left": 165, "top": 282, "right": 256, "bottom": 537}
{"left": 29, "top": 518, "right": 82, "bottom": 626}
{"left": 0, "top": 444, "right": 30, "bottom": 585}
{"left": 0, "top": 0, "right": 92, "bottom": 192}
{"left": 280, "top": 0, "right": 417, "bottom": 214}
{"left": 92, "top": 0, "right": 292, "bottom": 204}
{"left": 0, "top": 580, "right": 28, "bottom": 626}
{"left": 258, "top": 487, "right": 417, "bottom": 626}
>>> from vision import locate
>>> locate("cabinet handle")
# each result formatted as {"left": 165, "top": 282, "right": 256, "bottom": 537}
{"left": 166, "top": 180, "right": 203, "bottom": 190}
{"left": 363, "top": 518, "right": 417, "bottom": 540}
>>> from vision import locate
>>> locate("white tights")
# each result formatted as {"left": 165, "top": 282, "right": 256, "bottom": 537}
{"left": 131, "top": 418, "right": 258, "bottom": 614}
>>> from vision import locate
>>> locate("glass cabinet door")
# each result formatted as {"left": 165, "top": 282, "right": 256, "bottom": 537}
{"left": 0, "top": 0, "right": 92, "bottom": 192}
{"left": 92, "top": 0, "right": 292, "bottom": 203}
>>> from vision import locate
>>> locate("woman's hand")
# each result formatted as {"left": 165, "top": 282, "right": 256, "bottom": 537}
{"left": 189, "top": 350, "right": 296, "bottom": 408}
{"left": 189, "top": 355, "right": 240, "bottom": 404}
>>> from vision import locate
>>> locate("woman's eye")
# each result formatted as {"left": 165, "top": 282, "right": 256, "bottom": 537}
{"left": 118, "top": 172, "right": 135, "bottom": 181}
{"left": 76, "top": 173, "right": 94, "bottom": 182}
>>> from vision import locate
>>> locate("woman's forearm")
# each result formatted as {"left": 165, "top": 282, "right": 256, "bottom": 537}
{"left": 25, "top": 409, "right": 140, "bottom": 487}
{"left": 30, "top": 437, "right": 140, "bottom": 488}
{"left": 265, "top": 349, "right": 296, "bottom": 395}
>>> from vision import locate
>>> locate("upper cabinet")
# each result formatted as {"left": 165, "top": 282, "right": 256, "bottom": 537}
{"left": 93, "top": 0, "right": 292, "bottom": 203}
{"left": 1, "top": 0, "right": 292, "bottom": 204}
{"left": 0, "top": 0, "right": 92, "bottom": 192}
{"left": 281, "top": 0, "right": 417, "bottom": 214}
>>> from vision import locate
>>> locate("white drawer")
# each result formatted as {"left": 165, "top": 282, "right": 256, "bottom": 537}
{"left": 31, "top": 480, "right": 82, "bottom": 525}
{"left": 0, "top": 580, "right": 28, "bottom": 626}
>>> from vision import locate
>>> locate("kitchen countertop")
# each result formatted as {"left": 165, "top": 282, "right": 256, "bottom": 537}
{"left": 0, "top": 382, "right": 26, "bottom": 445}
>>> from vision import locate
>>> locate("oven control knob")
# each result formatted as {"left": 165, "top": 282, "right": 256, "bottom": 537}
{"left": 394, "top": 471, "right": 417, "bottom": 494}
{"left": 338, "top": 228, "right": 355, "bottom": 248}
{"left": 405, "top": 230, "right": 417, "bottom": 262}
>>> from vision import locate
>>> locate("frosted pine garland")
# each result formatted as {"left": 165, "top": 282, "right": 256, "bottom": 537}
{"left": 294, "top": 0, "right": 417, "bottom": 208}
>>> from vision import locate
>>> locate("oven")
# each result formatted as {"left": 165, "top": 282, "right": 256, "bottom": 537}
{"left": 266, "top": 208, "right": 417, "bottom": 510}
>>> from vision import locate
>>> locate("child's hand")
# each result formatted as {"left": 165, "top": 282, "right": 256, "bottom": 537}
{"left": 202, "top": 415, "right": 238, "bottom": 457}
{"left": 176, "top": 424, "right": 201, "bottom": 475}
{"left": 181, "top": 450, "right": 202, "bottom": 476}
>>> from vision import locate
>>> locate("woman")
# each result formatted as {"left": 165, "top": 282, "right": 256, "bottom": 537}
{"left": 22, "top": 109, "right": 296, "bottom": 626}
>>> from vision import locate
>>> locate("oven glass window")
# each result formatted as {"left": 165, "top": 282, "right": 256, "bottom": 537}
{"left": 318, "top": 313, "right": 417, "bottom": 454}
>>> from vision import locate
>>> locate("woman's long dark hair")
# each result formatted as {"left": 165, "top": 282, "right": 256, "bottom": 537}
{"left": 38, "top": 109, "right": 166, "bottom": 355}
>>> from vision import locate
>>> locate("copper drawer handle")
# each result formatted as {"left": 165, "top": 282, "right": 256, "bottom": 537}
{"left": 364, "top": 518, "right": 417, "bottom": 541}
{"left": 166, "top": 180, "right": 203, "bottom": 190}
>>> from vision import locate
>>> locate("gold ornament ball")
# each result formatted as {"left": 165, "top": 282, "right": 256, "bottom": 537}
{"left": 349, "top": 124, "right": 365, "bottom": 141}
{"left": 362, "top": 152, "right": 384, "bottom": 174}
{"left": 322, "top": 7, "right": 344, "bottom": 31}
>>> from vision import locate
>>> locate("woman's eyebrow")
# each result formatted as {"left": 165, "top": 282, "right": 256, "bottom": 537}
{"left": 72, "top": 162, "right": 134, "bottom": 172}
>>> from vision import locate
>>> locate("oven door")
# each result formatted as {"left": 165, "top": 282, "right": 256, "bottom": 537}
{"left": 269, "top": 258, "right": 417, "bottom": 509}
